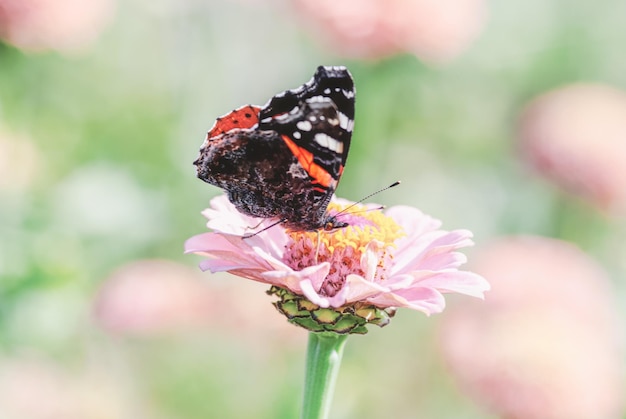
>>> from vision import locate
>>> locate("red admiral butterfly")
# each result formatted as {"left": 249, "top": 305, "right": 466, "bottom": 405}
{"left": 194, "top": 66, "right": 355, "bottom": 231}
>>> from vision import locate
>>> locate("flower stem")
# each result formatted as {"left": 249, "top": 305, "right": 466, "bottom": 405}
{"left": 301, "top": 332, "right": 348, "bottom": 419}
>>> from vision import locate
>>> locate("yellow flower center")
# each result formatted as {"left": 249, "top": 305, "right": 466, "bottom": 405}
{"left": 284, "top": 202, "right": 405, "bottom": 298}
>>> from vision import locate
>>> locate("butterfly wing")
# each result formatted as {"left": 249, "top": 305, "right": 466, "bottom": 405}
{"left": 205, "top": 105, "right": 261, "bottom": 141}
{"left": 257, "top": 66, "right": 355, "bottom": 199}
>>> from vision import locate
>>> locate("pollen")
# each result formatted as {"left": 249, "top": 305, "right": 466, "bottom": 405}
{"left": 283, "top": 203, "right": 405, "bottom": 298}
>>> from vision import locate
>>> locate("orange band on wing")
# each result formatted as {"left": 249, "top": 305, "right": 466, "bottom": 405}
{"left": 282, "top": 135, "right": 336, "bottom": 189}
{"left": 207, "top": 105, "right": 261, "bottom": 139}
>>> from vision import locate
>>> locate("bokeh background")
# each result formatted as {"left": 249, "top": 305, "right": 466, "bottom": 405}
{"left": 1, "top": 0, "right": 625, "bottom": 418}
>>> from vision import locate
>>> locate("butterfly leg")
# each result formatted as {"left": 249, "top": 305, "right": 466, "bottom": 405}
{"left": 242, "top": 218, "right": 286, "bottom": 239}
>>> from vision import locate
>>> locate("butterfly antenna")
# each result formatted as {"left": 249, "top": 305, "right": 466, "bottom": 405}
{"left": 339, "top": 205, "right": 386, "bottom": 216}
{"left": 334, "top": 181, "right": 401, "bottom": 218}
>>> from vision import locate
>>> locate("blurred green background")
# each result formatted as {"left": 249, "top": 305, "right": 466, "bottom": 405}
{"left": 1, "top": 0, "right": 625, "bottom": 418}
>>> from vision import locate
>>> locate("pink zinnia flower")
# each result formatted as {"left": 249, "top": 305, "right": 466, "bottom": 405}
{"left": 518, "top": 83, "right": 626, "bottom": 214}
{"left": 93, "top": 259, "right": 306, "bottom": 349}
{"left": 94, "top": 259, "right": 216, "bottom": 335}
{"left": 0, "top": 356, "right": 128, "bottom": 418}
{"left": 439, "top": 236, "right": 624, "bottom": 419}
{"left": 0, "top": 0, "right": 115, "bottom": 53}
{"left": 185, "top": 194, "right": 489, "bottom": 333}
{"left": 292, "top": 0, "right": 487, "bottom": 63}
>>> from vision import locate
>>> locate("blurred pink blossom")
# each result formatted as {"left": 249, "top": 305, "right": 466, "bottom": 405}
{"left": 292, "top": 0, "right": 487, "bottom": 63}
{"left": 0, "top": 0, "right": 115, "bottom": 53}
{"left": 185, "top": 195, "right": 489, "bottom": 316}
{"left": 439, "top": 236, "right": 624, "bottom": 419}
{"left": 94, "top": 259, "right": 305, "bottom": 346}
{"left": 94, "top": 259, "right": 216, "bottom": 335}
{"left": 518, "top": 83, "right": 626, "bottom": 214}
{"left": 0, "top": 356, "right": 131, "bottom": 419}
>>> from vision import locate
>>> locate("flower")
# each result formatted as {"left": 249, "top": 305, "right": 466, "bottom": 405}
{"left": 93, "top": 259, "right": 217, "bottom": 335}
{"left": 291, "top": 0, "right": 487, "bottom": 63}
{"left": 0, "top": 355, "right": 129, "bottom": 418}
{"left": 0, "top": 0, "right": 115, "bottom": 53}
{"left": 517, "top": 83, "right": 626, "bottom": 214}
{"left": 185, "top": 194, "right": 489, "bottom": 333}
{"left": 439, "top": 236, "right": 624, "bottom": 419}
{"left": 93, "top": 259, "right": 306, "bottom": 349}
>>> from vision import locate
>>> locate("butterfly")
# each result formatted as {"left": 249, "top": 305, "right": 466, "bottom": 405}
{"left": 194, "top": 65, "right": 355, "bottom": 231}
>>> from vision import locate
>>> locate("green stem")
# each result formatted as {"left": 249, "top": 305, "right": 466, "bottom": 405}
{"left": 301, "top": 332, "right": 349, "bottom": 419}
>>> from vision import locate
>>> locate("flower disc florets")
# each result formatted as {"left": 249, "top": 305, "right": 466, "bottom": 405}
{"left": 285, "top": 202, "right": 404, "bottom": 299}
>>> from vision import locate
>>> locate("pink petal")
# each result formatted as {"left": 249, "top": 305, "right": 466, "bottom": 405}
{"left": 247, "top": 243, "right": 290, "bottom": 272}
{"left": 343, "top": 273, "right": 391, "bottom": 302}
{"left": 198, "top": 258, "right": 250, "bottom": 272}
{"left": 367, "top": 286, "right": 446, "bottom": 315}
{"left": 185, "top": 233, "right": 265, "bottom": 265}
{"left": 411, "top": 270, "right": 490, "bottom": 298}
{"left": 401, "top": 249, "right": 470, "bottom": 273}
{"left": 262, "top": 263, "right": 331, "bottom": 296}
{"left": 324, "top": 287, "right": 350, "bottom": 308}
{"left": 248, "top": 227, "right": 289, "bottom": 259}
{"left": 222, "top": 268, "right": 281, "bottom": 283}
{"left": 386, "top": 205, "right": 442, "bottom": 237}
{"left": 300, "top": 280, "right": 331, "bottom": 307}
{"left": 392, "top": 229, "right": 475, "bottom": 275}
{"left": 184, "top": 233, "right": 275, "bottom": 283}
{"left": 360, "top": 240, "right": 384, "bottom": 281}
{"left": 201, "top": 195, "right": 289, "bottom": 244}
{"left": 185, "top": 231, "right": 242, "bottom": 254}
{"left": 299, "top": 268, "right": 349, "bottom": 308}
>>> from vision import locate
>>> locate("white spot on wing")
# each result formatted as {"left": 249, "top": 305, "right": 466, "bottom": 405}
{"left": 307, "top": 95, "right": 331, "bottom": 104}
{"left": 314, "top": 133, "right": 343, "bottom": 153}
{"left": 273, "top": 113, "right": 290, "bottom": 121}
{"left": 314, "top": 133, "right": 329, "bottom": 148}
{"left": 338, "top": 112, "right": 353, "bottom": 131}
{"left": 296, "top": 120, "right": 312, "bottom": 131}
{"left": 293, "top": 131, "right": 302, "bottom": 140}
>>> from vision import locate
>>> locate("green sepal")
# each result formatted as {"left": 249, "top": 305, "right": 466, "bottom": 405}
{"left": 268, "top": 286, "right": 395, "bottom": 335}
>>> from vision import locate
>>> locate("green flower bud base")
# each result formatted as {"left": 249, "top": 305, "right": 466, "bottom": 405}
{"left": 268, "top": 286, "right": 396, "bottom": 334}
